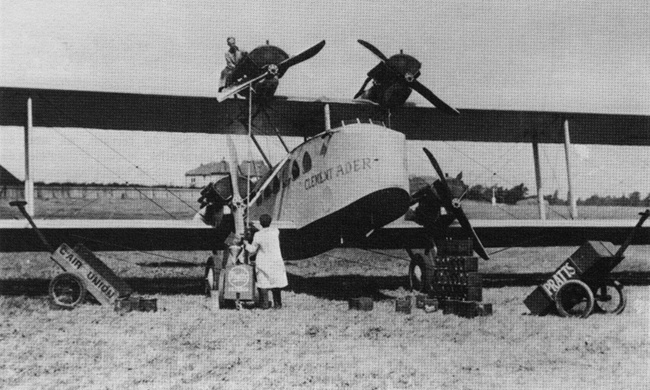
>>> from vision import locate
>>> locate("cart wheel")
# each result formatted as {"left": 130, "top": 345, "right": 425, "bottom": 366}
{"left": 409, "top": 253, "right": 434, "bottom": 293}
{"left": 49, "top": 273, "right": 87, "bottom": 309}
{"left": 555, "top": 279, "right": 595, "bottom": 318}
{"left": 594, "top": 280, "right": 626, "bottom": 314}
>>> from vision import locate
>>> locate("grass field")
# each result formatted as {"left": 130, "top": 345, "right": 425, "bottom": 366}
{"left": 1, "top": 246, "right": 649, "bottom": 389}
{"left": 2, "top": 200, "right": 649, "bottom": 388}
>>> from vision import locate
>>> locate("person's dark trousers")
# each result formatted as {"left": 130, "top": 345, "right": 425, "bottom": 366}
{"left": 271, "top": 288, "right": 282, "bottom": 309}
{"left": 258, "top": 288, "right": 270, "bottom": 309}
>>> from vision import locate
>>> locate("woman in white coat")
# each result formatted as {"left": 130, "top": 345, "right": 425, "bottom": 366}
{"left": 244, "top": 214, "right": 288, "bottom": 309}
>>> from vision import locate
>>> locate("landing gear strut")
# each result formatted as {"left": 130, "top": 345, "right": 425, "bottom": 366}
{"left": 406, "top": 248, "right": 434, "bottom": 294}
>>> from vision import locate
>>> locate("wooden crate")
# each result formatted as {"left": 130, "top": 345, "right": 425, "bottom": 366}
{"left": 395, "top": 296, "right": 412, "bottom": 314}
{"left": 349, "top": 297, "right": 374, "bottom": 311}
{"left": 439, "top": 239, "right": 473, "bottom": 257}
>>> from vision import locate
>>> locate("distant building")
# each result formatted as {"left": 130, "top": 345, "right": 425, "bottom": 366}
{"left": 185, "top": 159, "right": 268, "bottom": 187}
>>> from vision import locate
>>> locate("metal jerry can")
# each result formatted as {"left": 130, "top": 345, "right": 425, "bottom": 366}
{"left": 220, "top": 263, "right": 256, "bottom": 301}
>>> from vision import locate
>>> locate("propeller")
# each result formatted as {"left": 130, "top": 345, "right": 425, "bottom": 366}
{"left": 410, "top": 81, "right": 460, "bottom": 116}
{"left": 217, "top": 40, "right": 326, "bottom": 102}
{"left": 226, "top": 135, "right": 246, "bottom": 235}
{"left": 357, "top": 40, "right": 460, "bottom": 116}
{"left": 358, "top": 39, "right": 389, "bottom": 61}
{"left": 423, "top": 147, "right": 489, "bottom": 260}
{"left": 217, "top": 72, "right": 266, "bottom": 103}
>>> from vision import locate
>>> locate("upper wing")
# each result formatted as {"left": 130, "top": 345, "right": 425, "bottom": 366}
{"left": 1, "top": 87, "right": 649, "bottom": 145}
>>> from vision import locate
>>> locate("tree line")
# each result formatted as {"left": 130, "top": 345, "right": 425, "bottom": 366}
{"left": 410, "top": 177, "right": 650, "bottom": 206}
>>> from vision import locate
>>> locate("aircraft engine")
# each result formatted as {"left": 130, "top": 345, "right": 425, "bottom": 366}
{"left": 355, "top": 40, "right": 459, "bottom": 115}
{"left": 197, "top": 175, "right": 253, "bottom": 227}
{"left": 217, "top": 40, "right": 326, "bottom": 102}
{"left": 408, "top": 148, "right": 489, "bottom": 260}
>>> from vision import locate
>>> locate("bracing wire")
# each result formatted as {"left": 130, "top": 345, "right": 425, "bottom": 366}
{"left": 38, "top": 94, "right": 199, "bottom": 214}
{"left": 540, "top": 146, "right": 570, "bottom": 220}
{"left": 439, "top": 140, "right": 571, "bottom": 220}
{"left": 44, "top": 123, "right": 176, "bottom": 219}
{"left": 68, "top": 234, "right": 198, "bottom": 265}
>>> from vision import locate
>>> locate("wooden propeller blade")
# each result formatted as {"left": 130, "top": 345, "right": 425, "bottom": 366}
{"left": 423, "top": 147, "right": 488, "bottom": 259}
{"left": 277, "top": 40, "right": 326, "bottom": 75}
{"left": 354, "top": 76, "right": 372, "bottom": 99}
{"left": 411, "top": 80, "right": 460, "bottom": 116}
{"left": 216, "top": 72, "right": 268, "bottom": 102}
{"left": 452, "top": 205, "right": 490, "bottom": 260}
{"left": 358, "top": 39, "right": 389, "bottom": 62}
{"left": 423, "top": 147, "right": 451, "bottom": 199}
{"left": 225, "top": 136, "right": 241, "bottom": 199}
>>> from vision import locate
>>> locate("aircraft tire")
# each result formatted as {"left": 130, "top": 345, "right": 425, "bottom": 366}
{"left": 49, "top": 272, "right": 87, "bottom": 309}
{"left": 218, "top": 270, "right": 226, "bottom": 309}
{"left": 409, "top": 253, "right": 434, "bottom": 293}
{"left": 204, "top": 258, "right": 219, "bottom": 297}
{"left": 555, "top": 279, "right": 594, "bottom": 318}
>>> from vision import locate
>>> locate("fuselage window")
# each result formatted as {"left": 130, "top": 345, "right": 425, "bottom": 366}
{"left": 291, "top": 160, "right": 300, "bottom": 180}
{"left": 271, "top": 176, "right": 280, "bottom": 194}
{"left": 281, "top": 163, "right": 291, "bottom": 187}
{"left": 302, "top": 152, "right": 312, "bottom": 173}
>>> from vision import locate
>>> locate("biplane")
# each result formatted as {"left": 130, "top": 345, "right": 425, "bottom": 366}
{"left": 1, "top": 40, "right": 650, "bottom": 291}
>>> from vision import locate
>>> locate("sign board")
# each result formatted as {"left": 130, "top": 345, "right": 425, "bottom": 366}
{"left": 50, "top": 243, "right": 131, "bottom": 306}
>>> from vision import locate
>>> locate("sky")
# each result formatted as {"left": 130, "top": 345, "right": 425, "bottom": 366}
{"left": 1, "top": 0, "right": 649, "bottom": 198}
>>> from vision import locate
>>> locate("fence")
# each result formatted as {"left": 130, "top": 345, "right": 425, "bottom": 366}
{"left": 0, "top": 185, "right": 200, "bottom": 201}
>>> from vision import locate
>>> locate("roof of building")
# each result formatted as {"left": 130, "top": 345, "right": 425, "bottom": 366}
{"left": 185, "top": 159, "right": 268, "bottom": 177}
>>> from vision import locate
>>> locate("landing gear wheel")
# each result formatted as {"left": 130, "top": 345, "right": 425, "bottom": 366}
{"left": 49, "top": 273, "right": 87, "bottom": 309}
{"left": 594, "top": 280, "right": 626, "bottom": 314}
{"left": 204, "top": 258, "right": 219, "bottom": 297}
{"left": 555, "top": 279, "right": 595, "bottom": 318}
{"left": 218, "top": 270, "right": 226, "bottom": 309}
{"left": 409, "top": 253, "right": 434, "bottom": 293}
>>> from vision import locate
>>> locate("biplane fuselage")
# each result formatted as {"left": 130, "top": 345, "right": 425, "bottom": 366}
{"left": 245, "top": 121, "right": 412, "bottom": 258}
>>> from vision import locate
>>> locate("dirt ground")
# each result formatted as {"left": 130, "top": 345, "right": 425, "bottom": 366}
{"left": 1, "top": 247, "right": 649, "bottom": 389}
{"left": 0, "top": 287, "right": 648, "bottom": 390}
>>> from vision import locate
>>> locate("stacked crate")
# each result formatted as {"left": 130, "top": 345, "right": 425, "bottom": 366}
{"left": 431, "top": 239, "right": 492, "bottom": 318}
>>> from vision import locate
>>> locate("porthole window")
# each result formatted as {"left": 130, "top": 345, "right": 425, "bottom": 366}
{"left": 271, "top": 176, "right": 280, "bottom": 194}
{"left": 302, "top": 152, "right": 312, "bottom": 173}
{"left": 280, "top": 163, "right": 291, "bottom": 187}
{"left": 292, "top": 160, "right": 300, "bottom": 180}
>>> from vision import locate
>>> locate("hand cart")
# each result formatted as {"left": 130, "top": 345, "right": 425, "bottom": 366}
{"left": 525, "top": 209, "right": 650, "bottom": 318}
{"left": 10, "top": 201, "right": 133, "bottom": 309}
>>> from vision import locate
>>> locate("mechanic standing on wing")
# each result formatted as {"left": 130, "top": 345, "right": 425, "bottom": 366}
{"left": 219, "top": 36, "right": 245, "bottom": 91}
{"left": 244, "top": 214, "right": 288, "bottom": 309}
